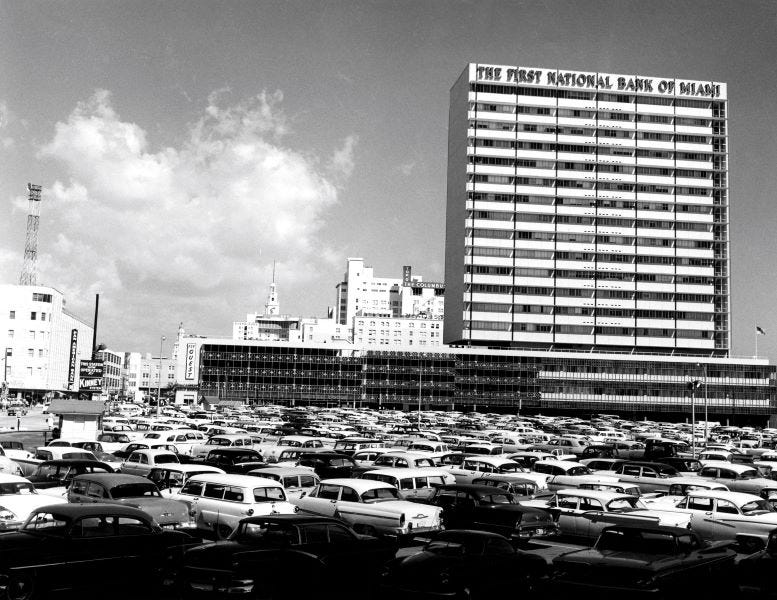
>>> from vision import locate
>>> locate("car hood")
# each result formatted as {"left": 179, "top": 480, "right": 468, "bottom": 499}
{"left": 0, "top": 494, "right": 67, "bottom": 515}
{"left": 0, "top": 531, "right": 56, "bottom": 561}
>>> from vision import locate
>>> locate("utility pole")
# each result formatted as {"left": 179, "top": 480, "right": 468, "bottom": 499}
{"left": 156, "top": 336, "right": 166, "bottom": 417}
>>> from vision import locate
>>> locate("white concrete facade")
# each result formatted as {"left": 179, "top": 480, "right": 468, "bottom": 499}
{"left": 445, "top": 64, "right": 729, "bottom": 354}
{"left": 0, "top": 284, "right": 94, "bottom": 397}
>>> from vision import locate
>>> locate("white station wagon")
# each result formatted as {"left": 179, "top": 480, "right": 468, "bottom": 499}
{"left": 291, "top": 478, "right": 442, "bottom": 538}
{"left": 172, "top": 473, "right": 296, "bottom": 538}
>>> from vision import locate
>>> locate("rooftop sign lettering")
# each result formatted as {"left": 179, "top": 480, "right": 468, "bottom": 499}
{"left": 474, "top": 64, "right": 724, "bottom": 99}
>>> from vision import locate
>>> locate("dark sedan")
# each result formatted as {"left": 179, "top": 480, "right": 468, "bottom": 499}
{"left": 178, "top": 515, "right": 395, "bottom": 598}
{"left": 380, "top": 529, "right": 548, "bottom": 599}
{"left": 426, "top": 484, "right": 558, "bottom": 541}
{"left": 0, "top": 504, "right": 198, "bottom": 599}
{"left": 297, "top": 452, "right": 356, "bottom": 479}
{"left": 25, "top": 459, "right": 113, "bottom": 489}
{"left": 552, "top": 523, "right": 738, "bottom": 598}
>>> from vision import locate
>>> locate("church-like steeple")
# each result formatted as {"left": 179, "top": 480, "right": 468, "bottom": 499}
{"left": 264, "top": 261, "right": 279, "bottom": 316}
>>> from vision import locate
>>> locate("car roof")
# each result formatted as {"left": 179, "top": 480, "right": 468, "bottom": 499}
{"left": 207, "top": 447, "right": 261, "bottom": 454}
{"left": 686, "top": 489, "right": 765, "bottom": 504}
{"left": 34, "top": 503, "right": 153, "bottom": 520}
{"left": 315, "top": 478, "right": 395, "bottom": 492}
{"left": 461, "top": 456, "right": 518, "bottom": 466}
{"left": 535, "top": 459, "right": 586, "bottom": 468}
{"left": 250, "top": 466, "right": 317, "bottom": 476}
{"left": 149, "top": 464, "right": 224, "bottom": 474}
{"left": 188, "top": 473, "right": 282, "bottom": 487}
{"left": 556, "top": 488, "right": 634, "bottom": 501}
{"left": 0, "top": 474, "right": 31, "bottom": 483}
{"left": 38, "top": 459, "right": 112, "bottom": 468}
{"left": 73, "top": 473, "right": 152, "bottom": 484}
{"left": 701, "top": 461, "right": 759, "bottom": 472}
{"left": 437, "top": 483, "right": 511, "bottom": 494}
{"left": 362, "top": 467, "right": 449, "bottom": 478}
{"left": 127, "top": 449, "right": 177, "bottom": 457}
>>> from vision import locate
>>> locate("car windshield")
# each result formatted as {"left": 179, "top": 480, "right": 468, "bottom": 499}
{"left": 497, "top": 462, "right": 522, "bottom": 473}
{"left": 0, "top": 442, "right": 22, "bottom": 450}
{"left": 741, "top": 499, "right": 773, "bottom": 515}
{"left": 207, "top": 438, "right": 231, "bottom": 446}
{"left": 110, "top": 483, "right": 160, "bottom": 498}
{"left": 740, "top": 470, "right": 759, "bottom": 480}
{"left": 63, "top": 452, "right": 94, "bottom": 460}
{"left": 0, "top": 482, "right": 35, "bottom": 494}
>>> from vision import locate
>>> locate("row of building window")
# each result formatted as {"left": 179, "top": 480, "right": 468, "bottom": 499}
{"left": 466, "top": 321, "right": 712, "bottom": 338}
{"left": 470, "top": 157, "right": 715, "bottom": 179}
{"left": 469, "top": 212, "right": 712, "bottom": 230}
{"left": 465, "top": 267, "right": 713, "bottom": 285}
{"left": 469, "top": 229, "right": 714, "bottom": 248}
{"left": 6, "top": 330, "right": 49, "bottom": 340}
{"left": 472, "top": 121, "right": 717, "bottom": 143}
{"left": 470, "top": 83, "right": 724, "bottom": 111}
{"left": 468, "top": 303, "right": 713, "bottom": 320}
{"left": 468, "top": 247, "right": 715, "bottom": 266}
{"left": 466, "top": 284, "right": 714, "bottom": 303}
{"left": 469, "top": 193, "right": 717, "bottom": 212}
{"left": 470, "top": 175, "right": 717, "bottom": 195}
{"left": 473, "top": 103, "right": 715, "bottom": 126}
{"left": 472, "top": 140, "right": 727, "bottom": 155}
{"left": 7, "top": 311, "right": 48, "bottom": 321}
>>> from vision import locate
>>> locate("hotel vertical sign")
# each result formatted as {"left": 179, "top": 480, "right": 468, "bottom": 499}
{"left": 185, "top": 343, "right": 196, "bottom": 381}
{"left": 67, "top": 329, "right": 78, "bottom": 390}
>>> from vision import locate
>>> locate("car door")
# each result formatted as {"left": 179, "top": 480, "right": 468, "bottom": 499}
{"left": 123, "top": 452, "right": 143, "bottom": 476}
{"left": 711, "top": 498, "right": 743, "bottom": 540}
{"left": 300, "top": 483, "right": 341, "bottom": 517}
{"left": 577, "top": 496, "right": 607, "bottom": 540}
{"left": 678, "top": 495, "right": 716, "bottom": 540}
{"left": 197, "top": 482, "right": 226, "bottom": 528}
{"left": 550, "top": 494, "right": 581, "bottom": 536}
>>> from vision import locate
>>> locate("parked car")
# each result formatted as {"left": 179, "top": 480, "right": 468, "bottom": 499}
{"left": 697, "top": 461, "right": 777, "bottom": 496}
{"left": 179, "top": 514, "right": 395, "bottom": 597}
{"left": 26, "top": 459, "right": 114, "bottom": 494}
{"left": 736, "top": 528, "right": 777, "bottom": 597}
{"left": 380, "top": 530, "right": 549, "bottom": 599}
{"left": 653, "top": 456, "right": 703, "bottom": 475}
{"left": 470, "top": 473, "right": 541, "bottom": 498}
{"left": 352, "top": 449, "right": 387, "bottom": 466}
{"left": 297, "top": 451, "right": 358, "bottom": 479}
{"left": 551, "top": 523, "right": 738, "bottom": 597}
{"left": 579, "top": 458, "right": 628, "bottom": 471}
{"left": 0, "top": 474, "right": 67, "bottom": 530}
{"left": 245, "top": 466, "right": 320, "bottom": 499}
{"left": 67, "top": 472, "right": 192, "bottom": 528}
{"left": 602, "top": 461, "right": 685, "bottom": 493}
{"left": 538, "top": 489, "right": 691, "bottom": 541}
{"left": 201, "top": 447, "right": 266, "bottom": 474}
{"left": 446, "top": 456, "right": 546, "bottom": 487}
{"left": 191, "top": 434, "right": 258, "bottom": 460}
{"left": 121, "top": 449, "right": 180, "bottom": 477}
{"left": 94, "top": 432, "right": 134, "bottom": 454}
{"left": 113, "top": 441, "right": 184, "bottom": 460}
{"left": 147, "top": 464, "right": 226, "bottom": 497}
{"left": 0, "top": 440, "right": 34, "bottom": 461}
{"left": 529, "top": 437, "right": 588, "bottom": 456}
{"left": 359, "top": 467, "right": 454, "bottom": 500}
{"left": 640, "top": 478, "right": 729, "bottom": 507}
{"left": 0, "top": 504, "right": 199, "bottom": 598}
{"left": 425, "top": 483, "right": 558, "bottom": 541}
{"left": 172, "top": 473, "right": 296, "bottom": 538}
{"left": 34, "top": 446, "right": 98, "bottom": 462}
{"left": 534, "top": 459, "right": 619, "bottom": 491}
{"left": 665, "top": 490, "right": 777, "bottom": 542}
{"left": 332, "top": 437, "right": 388, "bottom": 456}
{"left": 291, "top": 478, "right": 442, "bottom": 539}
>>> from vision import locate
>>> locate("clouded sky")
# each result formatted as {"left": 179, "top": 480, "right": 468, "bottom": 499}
{"left": 1, "top": 0, "right": 775, "bottom": 360}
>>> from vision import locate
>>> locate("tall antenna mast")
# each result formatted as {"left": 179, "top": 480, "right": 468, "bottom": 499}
{"left": 19, "top": 183, "right": 42, "bottom": 286}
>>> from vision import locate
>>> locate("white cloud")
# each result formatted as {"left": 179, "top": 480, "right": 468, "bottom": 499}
{"left": 36, "top": 89, "right": 354, "bottom": 349}
{"left": 398, "top": 161, "right": 416, "bottom": 176}
{"left": 330, "top": 135, "right": 358, "bottom": 179}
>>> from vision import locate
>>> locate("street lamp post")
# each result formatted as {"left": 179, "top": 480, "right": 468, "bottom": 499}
{"left": 687, "top": 379, "right": 701, "bottom": 457}
{"left": 697, "top": 363, "right": 709, "bottom": 444}
{"left": 156, "top": 336, "right": 166, "bottom": 417}
{"left": 418, "top": 359, "right": 423, "bottom": 430}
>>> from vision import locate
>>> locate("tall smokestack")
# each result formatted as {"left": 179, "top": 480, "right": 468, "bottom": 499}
{"left": 92, "top": 294, "right": 99, "bottom": 357}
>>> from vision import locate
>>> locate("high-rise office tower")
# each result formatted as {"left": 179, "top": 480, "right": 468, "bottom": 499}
{"left": 445, "top": 63, "right": 729, "bottom": 355}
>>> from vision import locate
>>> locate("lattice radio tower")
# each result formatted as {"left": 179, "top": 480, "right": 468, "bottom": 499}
{"left": 19, "top": 183, "right": 42, "bottom": 286}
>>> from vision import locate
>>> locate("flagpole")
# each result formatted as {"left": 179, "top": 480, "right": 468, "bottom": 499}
{"left": 755, "top": 324, "right": 758, "bottom": 358}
